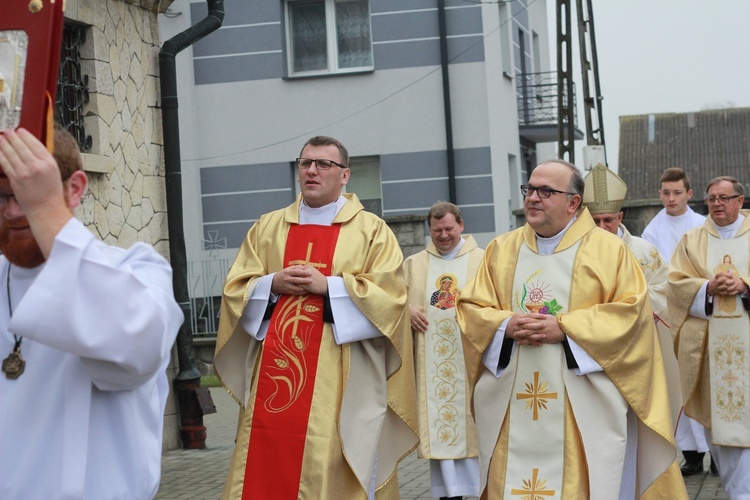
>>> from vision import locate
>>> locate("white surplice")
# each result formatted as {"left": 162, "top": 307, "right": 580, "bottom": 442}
{"left": 0, "top": 219, "right": 182, "bottom": 499}
{"left": 642, "top": 206, "right": 706, "bottom": 261}
{"left": 642, "top": 207, "right": 709, "bottom": 453}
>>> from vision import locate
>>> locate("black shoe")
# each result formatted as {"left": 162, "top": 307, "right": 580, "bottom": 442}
{"left": 710, "top": 456, "right": 718, "bottom": 475}
{"left": 681, "top": 462, "right": 704, "bottom": 476}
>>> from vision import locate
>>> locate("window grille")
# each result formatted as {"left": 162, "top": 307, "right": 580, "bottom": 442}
{"left": 56, "top": 23, "right": 92, "bottom": 152}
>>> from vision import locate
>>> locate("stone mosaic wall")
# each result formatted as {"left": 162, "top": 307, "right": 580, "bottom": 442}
{"left": 64, "top": 0, "right": 181, "bottom": 451}
{"left": 66, "top": 0, "right": 171, "bottom": 255}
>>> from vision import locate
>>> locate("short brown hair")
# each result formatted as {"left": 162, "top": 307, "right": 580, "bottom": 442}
{"left": 427, "top": 201, "right": 462, "bottom": 227}
{"left": 706, "top": 176, "right": 744, "bottom": 197}
{"left": 659, "top": 167, "right": 691, "bottom": 191}
{"left": 299, "top": 136, "right": 349, "bottom": 167}
{"left": 53, "top": 124, "right": 83, "bottom": 180}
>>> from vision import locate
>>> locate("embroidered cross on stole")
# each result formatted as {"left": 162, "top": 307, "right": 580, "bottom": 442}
{"left": 706, "top": 234, "right": 750, "bottom": 446}
{"left": 503, "top": 243, "right": 576, "bottom": 499}
{"left": 242, "top": 224, "right": 341, "bottom": 499}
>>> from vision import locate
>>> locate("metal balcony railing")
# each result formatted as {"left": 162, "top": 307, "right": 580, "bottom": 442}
{"left": 516, "top": 71, "right": 579, "bottom": 129}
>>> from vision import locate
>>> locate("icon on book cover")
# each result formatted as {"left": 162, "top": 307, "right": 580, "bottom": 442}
{"left": 0, "top": 31, "right": 28, "bottom": 131}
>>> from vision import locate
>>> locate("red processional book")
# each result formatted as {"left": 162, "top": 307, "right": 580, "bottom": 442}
{"left": 0, "top": 0, "right": 65, "bottom": 147}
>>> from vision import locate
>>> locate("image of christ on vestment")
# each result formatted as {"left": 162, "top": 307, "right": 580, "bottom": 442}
{"left": 0, "top": 31, "right": 28, "bottom": 130}
{"left": 713, "top": 254, "right": 742, "bottom": 317}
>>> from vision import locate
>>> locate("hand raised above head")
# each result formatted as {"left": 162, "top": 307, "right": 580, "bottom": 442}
{"left": 0, "top": 128, "right": 66, "bottom": 217}
{"left": 0, "top": 128, "right": 81, "bottom": 259}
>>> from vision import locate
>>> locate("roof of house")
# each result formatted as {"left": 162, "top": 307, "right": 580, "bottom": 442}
{"left": 618, "top": 107, "right": 750, "bottom": 200}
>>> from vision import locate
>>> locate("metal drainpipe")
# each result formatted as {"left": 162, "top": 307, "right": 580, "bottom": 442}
{"left": 438, "top": 0, "right": 457, "bottom": 204}
{"left": 159, "top": 0, "right": 224, "bottom": 449}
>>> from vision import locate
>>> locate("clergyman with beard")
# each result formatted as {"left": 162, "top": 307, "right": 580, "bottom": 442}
{"left": 0, "top": 125, "right": 183, "bottom": 499}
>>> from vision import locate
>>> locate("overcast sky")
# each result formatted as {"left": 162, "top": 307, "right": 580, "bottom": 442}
{"left": 546, "top": 0, "right": 750, "bottom": 172}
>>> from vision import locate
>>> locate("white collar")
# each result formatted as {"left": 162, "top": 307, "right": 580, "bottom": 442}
{"left": 437, "top": 237, "right": 466, "bottom": 260}
{"left": 535, "top": 215, "right": 578, "bottom": 256}
{"left": 713, "top": 214, "right": 746, "bottom": 239}
{"left": 299, "top": 196, "right": 346, "bottom": 225}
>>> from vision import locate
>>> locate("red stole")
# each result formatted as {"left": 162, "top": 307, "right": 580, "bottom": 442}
{"left": 242, "top": 224, "right": 341, "bottom": 499}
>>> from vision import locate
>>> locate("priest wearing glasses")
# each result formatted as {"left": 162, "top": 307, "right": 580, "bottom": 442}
{"left": 457, "top": 160, "right": 685, "bottom": 499}
{"left": 669, "top": 176, "right": 750, "bottom": 499}
{"left": 215, "top": 136, "right": 418, "bottom": 499}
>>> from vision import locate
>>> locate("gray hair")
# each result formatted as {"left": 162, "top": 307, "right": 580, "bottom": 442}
{"left": 706, "top": 176, "right": 744, "bottom": 196}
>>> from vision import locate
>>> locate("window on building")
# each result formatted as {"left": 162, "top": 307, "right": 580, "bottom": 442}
{"left": 345, "top": 156, "right": 381, "bottom": 215}
{"left": 498, "top": 2, "right": 513, "bottom": 78}
{"left": 286, "top": 0, "right": 373, "bottom": 76}
{"left": 56, "top": 22, "right": 92, "bottom": 152}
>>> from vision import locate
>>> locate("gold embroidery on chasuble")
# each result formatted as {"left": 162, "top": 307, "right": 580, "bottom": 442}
{"left": 502, "top": 242, "right": 580, "bottom": 500}
{"left": 707, "top": 235, "right": 750, "bottom": 446}
{"left": 424, "top": 253, "right": 471, "bottom": 457}
{"left": 242, "top": 224, "right": 343, "bottom": 499}
{"left": 263, "top": 242, "right": 328, "bottom": 414}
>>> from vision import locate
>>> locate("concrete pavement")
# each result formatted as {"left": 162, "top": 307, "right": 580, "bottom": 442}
{"left": 155, "top": 388, "right": 727, "bottom": 499}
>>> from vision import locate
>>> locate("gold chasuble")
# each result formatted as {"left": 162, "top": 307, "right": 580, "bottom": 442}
{"left": 215, "top": 194, "right": 418, "bottom": 499}
{"left": 457, "top": 208, "right": 685, "bottom": 500}
{"left": 669, "top": 212, "right": 750, "bottom": 446}
{"left": 403, "top": 236, "right": 483, "bottom": 460}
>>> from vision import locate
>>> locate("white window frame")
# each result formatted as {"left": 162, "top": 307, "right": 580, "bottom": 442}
{"left": 285, "top": 0, "right": 374, "bottom": 77}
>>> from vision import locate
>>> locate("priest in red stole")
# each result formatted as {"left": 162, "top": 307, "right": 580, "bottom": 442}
{"left": 215, "top": 136, "right": 418, "bottom": 499}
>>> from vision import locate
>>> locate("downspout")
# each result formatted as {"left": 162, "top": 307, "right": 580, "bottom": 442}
{"left": 438, "top": 0, "right": 457, "bottom": 204}
{"left": 159, "top": 0, "right": 225, "bottom": 449}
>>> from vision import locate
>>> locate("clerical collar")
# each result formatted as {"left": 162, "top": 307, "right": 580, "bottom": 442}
{"left": 438, "top": 237, "right": 466, "bottom": 260}
{"left": 713, "top": 214, "right": 746, "bottom": 239}
{"left": 617, "top": 225, "right": 624, "bottom": 238}
{"left": 299, "top": 196, "right": 346, "bottom": 225}
{"left": 535, "top": 215, "right": 578, "bottom": 256}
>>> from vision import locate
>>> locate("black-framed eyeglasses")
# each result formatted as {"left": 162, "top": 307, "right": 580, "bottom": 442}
{"left": 296, "top": 158, "right": 346, "bottom": 170}
{"left": 0, "top": 193, "right": 17, "bottom": 209}
{"left": 520, "top": 184, "right": 576, "bottom": 199}
{"left": 704, "top": 194, "right": 741, "bottom": 205}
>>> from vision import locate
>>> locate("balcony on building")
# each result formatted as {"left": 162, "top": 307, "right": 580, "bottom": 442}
{"left": 517, "top": 71, "right": 584, "bottom": 143}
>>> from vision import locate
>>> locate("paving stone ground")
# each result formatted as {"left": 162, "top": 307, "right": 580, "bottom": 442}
{"left": 155, "top": 388, "right": 728, "bottom": 499}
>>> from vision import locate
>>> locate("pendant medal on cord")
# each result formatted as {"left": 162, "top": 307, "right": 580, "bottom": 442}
{"left": 2, "top": 265, "right": 24, "bottom": 379}
{"left": 2, "top": 342, "right": 24, "bottom": 379}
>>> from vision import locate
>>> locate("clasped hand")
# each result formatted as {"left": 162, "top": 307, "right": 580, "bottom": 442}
{"left": 506, "top": 312, "right": 565, "bottom": 346}
{"left": 272, "top": 265, "right": 328, "bottom": 296}
{"left": 708, "top": 271, "right": 748, "bottom": 297}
